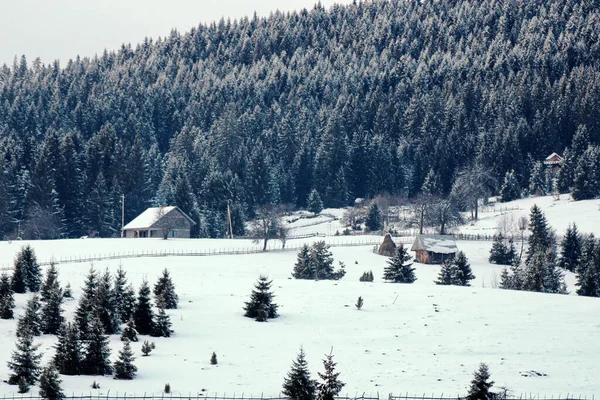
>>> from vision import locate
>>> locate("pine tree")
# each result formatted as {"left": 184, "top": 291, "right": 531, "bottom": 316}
{"left": 41, "top": 285, "right": 64, "bottom": 335}
{"left": 96, "top": 269, "right": 120, "bottom": 334}
{"left": 151, "top": 307, "right": 173, "bottom": 337}
{"left": 489, "top": 234, "right": 510, "bottom": 265}
{"left": 141, "top": 340, "right": 155, "bottom": 356}
{"left": 17, "top": 294, "right": 42, "bottom": 337}
{"left": 0, "top": 273, "right": 15, "bottom": 319}
{"left": 383, "top": 244, "right": 416, "bottom": 283}
{"left": 113, "top": 340, "right": 137, "bottom": 380}
{"left": 134, "top": 280, "right": 154, "bottom": 335}
{"left": 121, "top": 317, "right": 139, "bottom": 342}
{"left": 121, "top": 284, "right": 137, "bottom": 323}
{"left": 13, "top": 245, "right": 41, "bottom": 292}
{"left": 7, "top": 330, "right": 43, "bottom": 385}
{"left": 74, "top": 268, "right": 98, "bottom": 339}
{"left": 365, "top": 203, "right": 382, "bottom": 232}
{"left": 210, "top": 352, "right": 218, "bottom": 365}
{"left": 310, "top": 241, "right": 339, "bottom": 280}
{"left": 292, "top": 244, "right": 312, "bottom": 279}
{"left": 559, "top": 223, "right": 582, "bottom": 272}
{"left": 523, "top": 248, "right": 567, "bottom": 294}
{"left": 153, "top": 268, "right": 179, "bottom": 309}
{"left": 466, "top": 363, "right": 495, "bottom": 400}
{"left": 526, "top": 205, "right": 553, "bottom": 264}
{"left": 307, "top": 189, "right": 323, "bottom": 214}
{"left": 113, "top": 265, "right": 129, "bottom": 321}
{"left": 243, "top": 275, "right": 278, "bottom": 321}
{"left": 82, "top": 316, "right": 112, "bottom": 375}
{"left": 499, "top": 170, "right": 520, "bottom": 202}
{"left": 454, "top": 252, "right": 475, "bottom": 286}
{"left": 39, "top": 364, "right": 65, "bottom": 400}
{"left": 18, "top": 376, "right": 29, "bottom": 394}
{"left": 316, "top": 350, "right": 344, "bottom": 400}
{"left": 11, "top": 253, "right": 28, "bottom": 294}
{"left": 40, "top": 263, "right": 60, "bottom": 302}
{"left": 282, "top": 347, "right": 316, "bottom": 400}
{"left": 53, "top": 322, "right": 82, "bottom": 375}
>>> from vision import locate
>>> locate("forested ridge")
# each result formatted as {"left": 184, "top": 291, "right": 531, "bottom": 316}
{"left": 1, "top": 0, "right": 600, "bottom": 239}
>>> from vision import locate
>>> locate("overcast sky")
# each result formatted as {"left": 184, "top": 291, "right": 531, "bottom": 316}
{"left": 1, "top": 0, "right": 353, "bottom": 66}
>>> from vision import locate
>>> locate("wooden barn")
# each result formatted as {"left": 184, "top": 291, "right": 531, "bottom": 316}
{"left": 122, "top": 206, "right": 195, "bottom": 239}
{"left": 543, "top": 152, "right": 564, "bottom": 173}
{"left": 410, "top": 234, "right": 458, "bottom": 264}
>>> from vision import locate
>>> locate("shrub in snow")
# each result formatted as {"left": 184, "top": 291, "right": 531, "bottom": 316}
{"left": 359, "top": 271, "right": 373, "bottom": 282}
{"left": 164, "top": 383, "right": 171, "bottom": 393}
{"left": 210, "top": 352, "right": 218, "bottom": 365}
{"left": 121, "top": 317, "right": 139, "bottom": 342}
{"left": 355, "top": 296, "right": 363, "bottom": 310}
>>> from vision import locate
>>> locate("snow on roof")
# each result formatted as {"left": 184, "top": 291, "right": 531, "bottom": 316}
{"left": 122, "top": 206, "right": 177, "bottom": 230}
{"left": 544, "top": 152, "right": 564, "bottom": 164}
{"left": 411, "top": 234, "right": 458, "bottom": 254}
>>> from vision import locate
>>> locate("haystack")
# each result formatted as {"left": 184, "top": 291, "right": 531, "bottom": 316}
{"left": 378, "top": 233, "right": 396, "bottom": 257}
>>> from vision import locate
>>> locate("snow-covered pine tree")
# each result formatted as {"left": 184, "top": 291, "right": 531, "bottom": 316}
{"left": 243, "top": 275, "right": 278, "bottom": 322}
{"left": 17, "top": 294, "right": 42, "bottom": 337}
{"left": 151, "top": 307, "right": 173, "bottom": 337}
{"left": 121, "top": 284, "right": 137, "bottom": 322}
{"left": 133, "top": 280, "right": 154, "bottom": 335}
{"left": 282, "top": 347, "right": 316, "bottom": 400}
{"left": 435, "top": 259, "right": 459, "bottom": 285}
{"left": 121, "top": 317, "right": 139, "bottom": 342}
{"left": 292, "top": 244, "right": 312, "bottom": 279}
{"left": 113, "top": 340, "right": 137, "bottom": 380}
{"left": 15, "top": 245, "right": 42, "bottom": 292}
{"left": 454, "top": 251, "right": 475, "bottom": 286}
{"left": 96, "top": 269, "right": 120, "bottom": 334}
{"left": 316, "top": 349, "right": 345, "bottom": 400}
{"left": 39, "top": 364, "right": 64, "bottom": 400}
{"left": 7, "top": 330, "right": 43, "bottom": 385}
{"left": 383, "top": 244, "right": 416, "bottom": 283}
{"left": 18, "top": 376, "right": 29, "bottom": 394}
{"left": 53, "top": 322, "right": 83, "bottom": 375}
{"left": 40, "top": 263, "right": 60, "bottom": 302}
{"left": 0, "top": 273, "right": 15, "bottom": 319}
{"left": 310, "top": 241, "right": 335, "bottom": 280}
{"left": 307, "top": 189, "right": 324, "bottom": 214}
{"left": 528, "top": 161, "right": 546, "bottom": 196}
{"left": 499, "top": 170, "right": 520, "bottom": 202}
{"left": 82, "top": 316, "right": 112, "bottom": 376}
{"left": 11, "top": 253, "right": 28, "bottom": 294}
{"left": 489, "top": 234, "right": 511, "bottom": 265}
{"left": 153, "top": 268, "right": 179, "bottom": 309}
{"left": 526, "top": 204, "right": 553, "bottom": 264}
{"left": 523, "top": 248, "right": 567, "bottom": 294}
{"left": 74, "top": 267, "right": 98, "bottom": 339}
{"left": 465, "top": 363, "right": 495, "bottom": 400}
{"left": 365, "top": 202, "right": 382, "bottom": 232}
{"left": 41, "top": 285, "right": 64, "bottom": 335}
{"left": 559, "top": 223, "right": 582, "bottom": 272}
{"left": 141, "top": 340, "right": 155, "bottom": 356}
{"left": 113, "top": 265, "right": 129, "bottom": 321}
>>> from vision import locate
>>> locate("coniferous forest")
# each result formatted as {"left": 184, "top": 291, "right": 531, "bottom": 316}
{"left": 1, "top": 0, "right": 600, "bottom": 239}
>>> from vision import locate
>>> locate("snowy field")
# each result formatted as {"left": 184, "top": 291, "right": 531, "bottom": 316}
{"left": 0, "top": 195, "right": 599, "bottom": 396}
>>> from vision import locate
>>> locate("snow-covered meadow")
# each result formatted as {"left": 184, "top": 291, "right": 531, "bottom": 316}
{"left": 0, "top": 196, "right": 599, "bottom": 397}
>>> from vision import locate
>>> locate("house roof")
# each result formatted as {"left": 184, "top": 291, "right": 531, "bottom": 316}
{"left": 544, "top": 152, "right": 564, "bottom": 165}
{"left": 122, "top": 206, "right": 195, "bottom": 230}
{"left": 411, "top": 234, "right": 458, "bottom": 254}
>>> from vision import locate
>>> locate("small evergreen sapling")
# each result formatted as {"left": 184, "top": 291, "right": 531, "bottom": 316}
{"left": 210, "top": 352, "right": 218, "bottom": 365}
{"left": 40, "top": 263, "right": 60, "bottom": 302}
{"left": 114, "top": 340, "right": 137, "bottom": 380}
{"left": 383, "top": 245, "right": 416, "bottom": 283}
{"left": 62, "top": 283, "right": 73, "bottom": 299}
{"left": 435, "top": 252, "right": 475, "bottom": 286}
{"left": 18, "top": 376, "right": 29, "bottom": 394}
{"left": 39, "top": 364, "right": 65, "bottom": 400}
{"left": 282, "top": 347, "right": 316, "bottom": 400}
{"left": 154, "top": 268, "right": 179, "bottom": 309}
{"left": 121, "top": 317, "right": 139, "bottom": 342}
{"left": 151, "top": 307, "right": 173, "bottom": 337}
{"left": 243, "top": 275, "right": 278, "bottom": 322}
{"left": 359, "top": 271, "right": 373, "bottom": 282}
{"left": 316, "top": 349, "right": 345, "bottom": 400}
{"left": 17, "top": 294, "right": 42, "bottom": 337}
{"left": 141, "top": 341, "right": 155, "bottom": 356}
{"left": 7, "top": 330, "right": 43, "bottom": 385}
{"left": 164, "top": 383, "right": 171, "bottom": 393}
{"left": 134, "top": 280, "right": 154, "bottom": 335}
{"left": 355, "top": 296, "right": 363, "bottom": 310}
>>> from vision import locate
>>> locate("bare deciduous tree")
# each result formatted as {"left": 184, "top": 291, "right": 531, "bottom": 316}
{"left": 249, "top": 205, "right": 284, "bottom": 251}
{"left": 452, "top": 164, "right": 497, "bottom": 220}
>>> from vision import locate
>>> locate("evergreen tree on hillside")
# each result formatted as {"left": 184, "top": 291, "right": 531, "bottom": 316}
{"left": 383, "top": 245, "right": 416, "bottom": 283}
{"left": 316, "top": 350, "right": 344, "bottom": 400}
{"left": 489, "top": 234, "right": 516, "bottom": 265}
{"left": 11, "top": 254, "right": 28, "bottom": 294}
{"left": 292, "top": 244, "right": 312, "bottom": 279}
{"left": 96, "top": 269, "right": 120, "bottom": 334}
{"left": 499, "top": 170, "right": 520, "bottom": 202}
{"left": 526, "top": 205, "right": 553, "bottom": 264}
{"left": 465, "top": 363, "right": 495, "bottom": 400}
{"left": 113, "top": 265, "right": 129, "bottom": 321}
{"left": 307, "top": 189, "right": 324, "bottom": 214}
{"left": 282, "top": 347, "right": 316, "bottom": 400}
{"left": 113, "top": 339, "right": 138, "bottom": 380}
{"left": 310, "top": 241, "right": 336, "bottom": 280}
{"left": 559, "top": 223, "right": 582, "bottom": 272}
{"left": 435, "top": 259, "right": 459, "bottom": 286}
{"left": 53, "top": 322, "right": 82, "bottom": 376}
{"left": 499, "top": 261, "right": 524, "bottom": 291}
{"left": 151, "top": 307, "right": 173, "bottom": 337}
{"left": 575, "top": 235, "right": 600, "bottom": 297}
{"left": 243, "top": 275, "right": 278, "bottom": 322}
{"left": 7, "top": 330, "right": 42, "bottom": 385}
{"left": 74, "top": 268, "right": 98, "bottom": 339}
{"left": 82, "top": 316, "right": 112, "bottom": 376}
{"left": 41, "top": 285, "right": 64, "bottom": 335}
{"left": 523, "top": 249, "right": 567, "bottom": 294}
{"left": 40, "top": 263, "right": 60, "bottom": 302}
{"left": 13, "top": 245, "right": 41, "bottom": 292}
{"left": 153, "top": 268, "right": 179, "bottom": 309}
{"left": 453, "top": 252, "right": 475, "bottom": 286}
{"left": 17, "top": 294, "right": 42, "bottom": 337}
{"left": 121, "top": 317, "right": 139, "bottom": 342}
{"left": 39, "top": 364, "right": 65, "bottom": 400}
{"left": 133, "top": 280, "right": 154, "bottom": 335}
{"left": 365, "top": 203, "right": 382, "bottom": 232}
{"left": 0, "top": 273, "right": 15, "bottom": 319}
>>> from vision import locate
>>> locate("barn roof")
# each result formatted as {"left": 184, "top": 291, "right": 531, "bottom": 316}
{"left": 544, "top": 152, "right": 564, "bottom": 165}
{"left": 122, "top": 206, "right": 194, "bottom": 230}
{"left": 411, "top": 234, "right": 458, "bottom": 254}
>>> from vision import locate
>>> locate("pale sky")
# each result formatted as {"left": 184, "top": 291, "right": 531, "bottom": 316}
{"left": 1, "top": 0, "right": 353, "bottom": 66}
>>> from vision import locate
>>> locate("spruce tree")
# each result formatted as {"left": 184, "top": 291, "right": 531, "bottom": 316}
{"left": 39, "top": 364, "right": 65, "bottom": 400}
{"left": 133, "top": 280, "right": 154, "bottom": 335}
{"left": 499, "top": 170, "right": 520, "bottom": 202}
{"left": 435, "top": 259, "right": 459, "bottom": 285}
{"left": 153, "top": 268, "right": 179, "bottom": 309}
{"left": 121, "top": 317, "right": 139, "bottom": 342}
{"left": 74, "top": 268, "right": 98, "bottom": 339}
{"left": 383, "top": 244, "right": 416, "bottom": 283}
{"left": 559, "top": 223, "right": 582, "bottom": 272}
{"left": 15, "top": 245, "right": 41, "bottom": 292}
{"left": 466, "top": 363, "right": 495, "bottom": 400}
{"left": 523, "top": 249, "right": 567, "bottom": 294}
{"left": 489, "top": 234, "right": 513, "bottom": 265}
{"left": 96, "top": 269, "right": 120, "bottom": 334}
{"left": 282, "top": 347, "right": 316, "bottom": 400}
{"left": 53, "top": 322, "right": 83, "bottom": 375}
{"left": 41, "top": 286, "right": 64, "bottom": 335}
{"left": 526, "top": 205, "right": 552, "bottom": 264}
{"left": 17, "top": 294, "right": 42, "bottom": 337}
{"left": 243, "top": 275, "right": 278, "bottom": 322}
{"left": 113, "top": 340, "right": 137, "bottom": 380}
{"left": 0, "top": 273, "right": 15, "bottom": 319}
{"left": 7, "top": 330, "right": 43, "bottom": 385}
{"left": 316, "top": 350, "right": 344, "bottom": 400}
{"left": 151, "top": 307, "right": 173, "bottom": 337}
{"left": 40, "top": 263, "right": 60, "bottom": 302}
{"left": 292, "top": 244, "right": 312, "bottom": 279}
{"left": 121, "top": 284, "right": 137, "bottom": 322}
{"left": 307, "top": 189, "right": 324, "bottom": 214}
{"left": 113, "top": 265, "right": 129, "bottom": 321}
{"left": 82, "top": 316, "right": 112, "bottom": 375}
{"left": 310, "top": 241, "right": 336, "bottom": 280}
{"left": 11, "top": 253, "right": 28, "bottom": 294}
{"left": 365, "top": 203, "right": 382, "bottom": 232}
{"left": 454, "top": 252, "right": 475, "bottom": 286}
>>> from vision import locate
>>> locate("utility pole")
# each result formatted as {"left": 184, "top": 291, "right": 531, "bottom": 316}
{"left": 121, "top": 194, "right": 125, "bottom": 238}
{"left": 227, "top": 199, "right": 234, "bottom": 239}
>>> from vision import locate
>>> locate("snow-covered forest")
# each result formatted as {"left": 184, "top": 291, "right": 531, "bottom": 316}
{"left": 1, "top": 0, "right": 600, "bottom": 239}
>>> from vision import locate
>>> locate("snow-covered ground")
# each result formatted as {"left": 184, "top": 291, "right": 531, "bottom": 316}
{"left": 0, "top": 196, "right": 599, "bottom": 397}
